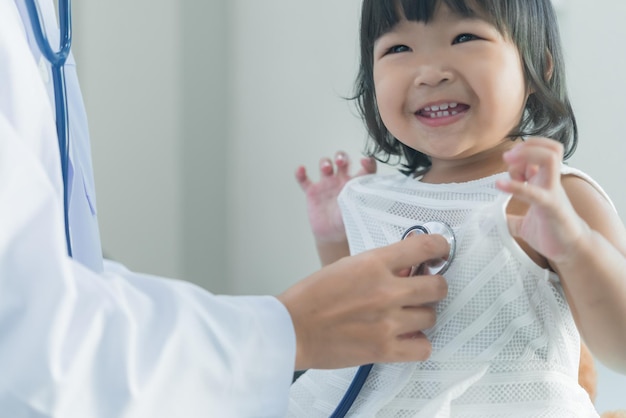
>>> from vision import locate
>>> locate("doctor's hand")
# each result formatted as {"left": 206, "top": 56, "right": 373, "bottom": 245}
{"left": 277, "top": 233, "right": 449, "bottom": 371}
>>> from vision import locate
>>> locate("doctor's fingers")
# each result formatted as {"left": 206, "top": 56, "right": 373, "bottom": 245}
{"left": 394, "top": 332, "right": 434, "bottom": 362}
{"left": 383, "top": 233, "right": 450, "bottom": 274}
{"left": 373, "top": 307, "right": 437, "bottom": 362}
{"left": 396, "top": 304, "right": 438, "bottom": 334}
{"left": 395, "top": 274, "right": 448, "bottom": 307}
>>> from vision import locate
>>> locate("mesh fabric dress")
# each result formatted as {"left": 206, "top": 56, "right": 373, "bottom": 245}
{"left": 288, "top": 166, "right": 605, "bottom": 418}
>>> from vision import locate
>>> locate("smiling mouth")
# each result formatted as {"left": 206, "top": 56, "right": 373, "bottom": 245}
{"left": 416, "top": 102, "right": 470, "bottom": 119}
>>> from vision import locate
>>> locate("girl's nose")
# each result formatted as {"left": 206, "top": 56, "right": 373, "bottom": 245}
{"left": 412, "top": 64, "right": 454, "bottom": 88}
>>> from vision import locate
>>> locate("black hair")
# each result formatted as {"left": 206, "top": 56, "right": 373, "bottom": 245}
{"left": 353, "top": 0, "right": 577, "bottom": 175}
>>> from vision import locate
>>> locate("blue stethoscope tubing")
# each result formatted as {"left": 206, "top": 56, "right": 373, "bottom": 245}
{"left": 24, "top": 0, "right": 73, "bottom": 256}
{"left": 329, "top": 222, "right": 456, "bottom": 417}
{"left": 329, "top": 364, "right": 373, "bottom": 418}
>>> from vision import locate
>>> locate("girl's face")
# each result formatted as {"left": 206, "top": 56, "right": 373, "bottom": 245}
{"left": 373, "top": 3, "right": 528, "bottom": 182}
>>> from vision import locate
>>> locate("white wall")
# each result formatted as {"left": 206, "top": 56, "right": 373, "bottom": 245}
{"left": 73, "top": 0, "right": 626, "bottom": 411}
{"left": 558, "top": 4, "right": 626, "bottom": 411}
{"left": 227, "top": 0, "right": 368, "bottom": 295}
{"left": 561, "top": 3, "right": 626, "bottom": 217}
{"left": 74, "top": 0, "right": 183, "bottom": 279}
{"left": 74, "top": 0, "right": 232, "bottom": 292}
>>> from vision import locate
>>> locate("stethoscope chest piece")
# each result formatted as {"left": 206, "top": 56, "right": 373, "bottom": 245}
{"left": 401, "top": 221, "right": 456, "bottom": 276}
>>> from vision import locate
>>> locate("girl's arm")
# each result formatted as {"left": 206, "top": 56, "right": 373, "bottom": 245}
{"left": 295, "top": 152, "right": 376, "bottom": 266}
{"left": 551, "top": 176, "right": 626, "bottom": 372}
{"left": 497, "top": 138, "right": 626, "bottom": 373}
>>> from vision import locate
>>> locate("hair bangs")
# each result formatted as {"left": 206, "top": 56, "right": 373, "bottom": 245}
{"left": 364, "top": 0, "right": 484, "bottom": 43}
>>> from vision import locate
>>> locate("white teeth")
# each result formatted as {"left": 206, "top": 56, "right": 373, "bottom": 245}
{"left": 422, "top": 102, "right": 458, "bottom": 113}
{"left": 420, "top": 102, "right": 462, "bottom": 119}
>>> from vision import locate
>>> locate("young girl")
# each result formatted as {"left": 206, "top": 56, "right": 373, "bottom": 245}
{"left": 289, "top": 0, "right": 626, "bottom": 416}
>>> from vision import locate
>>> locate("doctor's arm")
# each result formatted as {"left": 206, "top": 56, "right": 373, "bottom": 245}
{"left": 0, "top": 118, "right": 449, "bottom": 417}
{"left": 1, "top": 11, "right": 452, "bottom": 416}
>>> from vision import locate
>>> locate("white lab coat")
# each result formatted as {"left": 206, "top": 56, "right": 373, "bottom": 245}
{"left": 0, "top": 0, "right": 296, "bottom": 416}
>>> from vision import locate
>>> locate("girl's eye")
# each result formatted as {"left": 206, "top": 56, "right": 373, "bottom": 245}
{"left": 452, "top": 33, "right": 479, "bottom": 44}
{"left": 387, "top": 44, "right": 411, "bottom": 54}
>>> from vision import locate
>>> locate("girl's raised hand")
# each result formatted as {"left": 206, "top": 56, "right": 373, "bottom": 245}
{"left": 495, "top": 137, "right": 587, "bottom": 264}
{"left": 295, "top": 152, "right": 377, "bottom": 244}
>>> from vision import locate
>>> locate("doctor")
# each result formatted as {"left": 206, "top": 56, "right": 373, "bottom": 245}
{"left": 0, "top": 0, "right": 449, "bottom": 416}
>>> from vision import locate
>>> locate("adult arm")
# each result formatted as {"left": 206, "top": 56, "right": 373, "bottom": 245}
{"left": 0, "top": 119, "right": 448, "bottom": 416}
{"left": 0, "top": 6, "right": 293, "bottom": 414}
{"left": 0, "top": 111, "right": 298, "bottom": 416}
{"left": 0, "top": 4, "right": 450, "bottom": 415}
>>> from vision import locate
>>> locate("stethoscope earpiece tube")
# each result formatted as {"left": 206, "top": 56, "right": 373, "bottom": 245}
{"left": 329, "top": 221, "right": 456, "bottom": 417}
{"left": 25, "top": 0, "right": 73, "bottom": 257}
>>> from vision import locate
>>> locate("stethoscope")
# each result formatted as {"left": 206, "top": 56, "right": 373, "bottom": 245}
{"left": 329, "top": 221, "right": 456, "bottom": 418}
{"left": 24, "top": 0, "right": 73, "bottom": 256}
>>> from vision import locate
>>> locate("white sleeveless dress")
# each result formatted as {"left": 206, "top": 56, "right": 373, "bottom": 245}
{"left": 288, "top": 166, "right": 607, "bottom": 417}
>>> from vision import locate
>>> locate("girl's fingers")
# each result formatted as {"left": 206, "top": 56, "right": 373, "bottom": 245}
{"left": 505, "top": 214, "right": 526, "bottom": 239}
{"left": 298, "top": 152, "right": 373, "bottom": 190}
{"left": 295, "top": 166, "right": 312, "bottom": 192}
{"left": 504, "top": 139, "right": 563, "bottom": 167}
{"left": 496, "top": 178, "right": 551, "bottom": 207}
{"left": 521, "top": 137, "right": 565, "bottom": 154}
{"left": 503, "top": 142, "right": 562, "bottom": 187}
{"left": 505, "top": 144, "right": 557, "bottom": 166}
{"left": 334, "top": 151, "right": 350, "bottom": 176}
{"left": 359, "top": 157, "right": 377, "bottom": 176}
{"left": 319, "top": 157, "right": 335, "bottom": 177}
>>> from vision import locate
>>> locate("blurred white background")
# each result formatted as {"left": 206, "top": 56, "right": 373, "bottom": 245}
{"left": 72, "top": 0, "right": 626, "bottom": 411}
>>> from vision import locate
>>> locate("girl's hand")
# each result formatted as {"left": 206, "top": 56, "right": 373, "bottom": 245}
{"left": 495, "top": 137, "right": 588, "bottom": 264}
{"left": 295, "top": 152, "right": 377, "bottom": 244}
